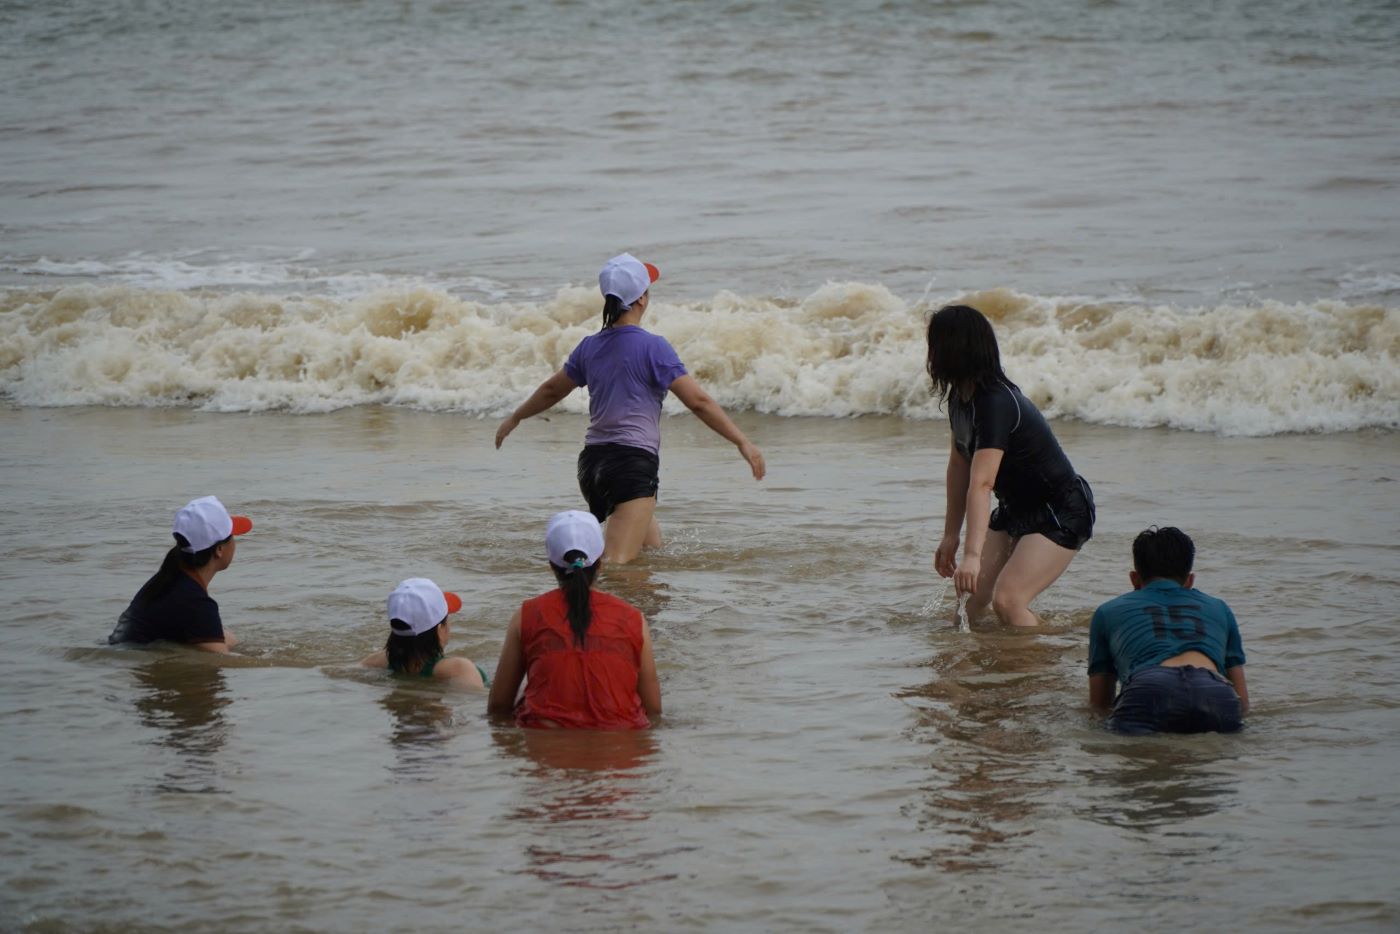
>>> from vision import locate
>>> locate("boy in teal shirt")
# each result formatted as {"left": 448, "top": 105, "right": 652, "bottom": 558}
{"left": 1088, "top": 527, "right": 1248, "bottom": 734}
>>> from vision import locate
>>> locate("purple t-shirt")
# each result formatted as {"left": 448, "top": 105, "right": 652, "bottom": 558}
{"left": 564, "top": 326, "right": 688, "bottom": 455}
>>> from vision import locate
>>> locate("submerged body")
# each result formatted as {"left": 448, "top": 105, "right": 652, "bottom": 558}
{"left": 109, "top": 573, "right": 229, "bottom": 649}
{"left": 359, "top": 578, "right": 485, "bottom": 690}
{"left": 513, "top": 589, "right": 653, "bottom": 730}
{"left": 1088, "top": 528, "right": 1249, "bottom": 734}
{"left": 108, "top": 495, "right": 250, "bottom": 654}
{"left": 489, "top": 509, "right": 661, "bottom": 728}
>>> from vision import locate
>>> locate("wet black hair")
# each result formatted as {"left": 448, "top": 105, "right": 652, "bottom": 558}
{"left": 1132, "top": 526, "right": 1196, "bottom": 584}
{"left": 385, "top": 621, "right": 445, "bottom": 675}
{"left": 131, "top": 533, "right": 228, "bottom": 606}
{"left": 551, "top": 549, "right": 600, "bottom": 647}
{"left": 924, "top": 304, "right": 1018, "bottom": 405}
{"left": 601, "top": 293, "right": 630, "bottom": 330}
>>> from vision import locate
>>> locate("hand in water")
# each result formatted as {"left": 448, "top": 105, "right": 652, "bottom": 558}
{"left": 740, "top": 442, "right": 766, "bottom": 480}
{"left": 494, "top": 415, "right": 519, "bottom": 449}
{"left": 953, "top": 555, "right": 981, "bottom": 596}
{"left": 934, "top": 534, "right": 959, "bottom": 578}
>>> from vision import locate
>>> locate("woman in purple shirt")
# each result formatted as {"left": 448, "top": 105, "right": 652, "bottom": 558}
{"left": 496, "top": 254, "right": 765, "bottom": 563}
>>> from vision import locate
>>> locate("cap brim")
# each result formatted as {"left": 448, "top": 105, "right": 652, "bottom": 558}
{"left": 230, "top": 516, "right": 253, "bottom": 536}
{"left": 443, "top": 592, "right": 463, "bottom": 614}
{"left": 644, "top": 262, "right": 660, "bottom": 283}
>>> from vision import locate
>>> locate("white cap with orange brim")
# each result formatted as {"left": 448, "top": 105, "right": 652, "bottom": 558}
{"left": 598, "top": 252, "right": 660, "bottom": 307}
{"left": 387, "top": 578, "right": 463, "bottom": 637}
{"left": 173, "top": 495, "right": 253, "bottom": 553}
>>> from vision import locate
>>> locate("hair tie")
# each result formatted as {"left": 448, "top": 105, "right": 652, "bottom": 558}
{"left": 571, "top": 557, "right": 587, "bottom": 569}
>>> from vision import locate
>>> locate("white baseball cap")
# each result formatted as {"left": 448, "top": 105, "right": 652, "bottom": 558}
{"left": 545, "top": 510, "right": 605, "bottom": 569}
{"left": 173, "top": 495, "right": 252, "bottom": 553}
{"left": 598, "top": 252, "right": 660, "bottom": 308}
{"left": 387, "top": 578, "right": 463, "bottom": 637}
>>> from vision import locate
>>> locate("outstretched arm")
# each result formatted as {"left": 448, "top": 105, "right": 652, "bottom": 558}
{"left": 668, "top": 374, "right": 765, "bottom": 480}
{"left": 495, "top": 370, "right": 578, "bottom": 448}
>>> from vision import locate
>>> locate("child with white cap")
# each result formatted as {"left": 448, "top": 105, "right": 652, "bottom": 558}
{"left": 109, "top": 495, "right": 252, "bottom": 653}
{"left": 488, "top": 510, "right": 661, "bottom": 729}
{"left": 495, "top": 253, "right": 765, "bottom": 564}
{"left": 360, "top": 578, "right": 486, "bottom": 690}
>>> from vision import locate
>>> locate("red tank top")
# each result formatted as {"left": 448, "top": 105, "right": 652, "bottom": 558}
{"left": 516, "top": 589, "right": 650, "bottom": 730}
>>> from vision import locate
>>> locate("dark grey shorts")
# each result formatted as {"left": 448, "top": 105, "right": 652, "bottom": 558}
{"left": 1108, "top": 665, "right": 1243, "bottom": 735}
{"left": 576, "top": 443, "right": 660, "bottom": 523}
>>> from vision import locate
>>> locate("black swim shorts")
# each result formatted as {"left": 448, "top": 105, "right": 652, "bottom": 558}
{"left": 989, "top": 476, "right": 1095, "bottom": 550}
{"left": 576, "top": 443, "right": 660, "bottom": 523}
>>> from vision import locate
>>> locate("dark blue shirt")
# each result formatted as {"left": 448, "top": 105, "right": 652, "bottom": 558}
{"left": 949, "top": 381, "right": 1078, "bottom": 509}
{"left": 109, "top": 573, "right": 225, "bottom": 646}
{"left": 1088, "top": 579, "right": 1245, "bottom": 682}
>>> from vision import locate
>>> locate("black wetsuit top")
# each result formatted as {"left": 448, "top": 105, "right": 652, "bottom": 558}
{"left": 949, "top": 381, "right": 1079, "bottom": 510}
{"left": 109, "top": 573, "right": 225, "bottom": 645}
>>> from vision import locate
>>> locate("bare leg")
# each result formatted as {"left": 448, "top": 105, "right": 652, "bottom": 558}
{"left": 644, "top": 513, "right": 662, "bottom": 548}
{"left": 990, "top": 533, "right": 1077, "bottom": 627}
{"left": 603, "top": 497, "right": 658, "bottom": 565}
{"left": 965, "top": 530, "right": 1014, "bottom": 622}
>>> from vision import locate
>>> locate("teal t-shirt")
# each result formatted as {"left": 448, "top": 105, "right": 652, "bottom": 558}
{"left": 1088, "top": 579, "right": 1245, "bottom": 682}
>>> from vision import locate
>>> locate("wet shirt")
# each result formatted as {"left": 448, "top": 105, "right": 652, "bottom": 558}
{"left": 109, "top": 573, "right": 225, "bottom": 646}
{"left": 949, "top": 381, "right": 1078, "bottom": 509}
{"left": 1088, "top": 579, "right": 1246, "bottom": 682}
{"left": 516, "top": 589, "right": 650, "bottom": 730}
{"left": 564, "top": 325, "right": 688, "bottom": 456}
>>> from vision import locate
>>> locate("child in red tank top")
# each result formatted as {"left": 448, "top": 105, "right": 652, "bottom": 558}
{"left": 488, "top": 511, "right": 662, "bottom": 729}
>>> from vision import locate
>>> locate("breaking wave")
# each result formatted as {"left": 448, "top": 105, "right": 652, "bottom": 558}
{"left": 1, "top": 282, "right": 1396, "bottom": 435}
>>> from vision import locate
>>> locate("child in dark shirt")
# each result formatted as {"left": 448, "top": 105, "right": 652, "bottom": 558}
{"left": 109, "top": 496, "right": 252, "bottom": 653}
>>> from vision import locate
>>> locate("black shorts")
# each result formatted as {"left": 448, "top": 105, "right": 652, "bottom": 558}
{"left": 576, "top": 443, "right": 660, "bottom": 523}
{"left": 990, "top": 476, "right": 1095, "bottom": 550}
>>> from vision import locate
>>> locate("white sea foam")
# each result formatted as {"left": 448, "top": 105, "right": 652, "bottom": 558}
{"left": 0, "top": 283, "right": 1395, "bottom": 435}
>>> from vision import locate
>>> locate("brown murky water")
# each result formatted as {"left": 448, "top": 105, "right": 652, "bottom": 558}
{"left": 1, "top": 406, "right": 1396, "bottom": 930}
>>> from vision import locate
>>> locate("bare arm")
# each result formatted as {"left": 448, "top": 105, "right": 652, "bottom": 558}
{"left": 360, "top": 650, "right": 388, "bottom": 669}
{"left": 935, "top": 439, "right": 970, "bottom": 578}
{"left": 668, "top": 374, "right": 765, "bottom": 480}
{"left": 1088, "top": 673, "right": 1117, "bottom": 712}
{"left": 637, "top": 616, "right": 662, "bottom": 717}
{"left": 1226, "top": 665, "right": 1249, "bottom": 714}
{"left": 487, "top": 609, "right": 526, "bottom": 717}
{"left": 495, "top": 370, "right": 578, "bottom": 448}
{"left": 435, "top": 657, "right": 486, "bottom": 691}
{"left": 952, "top": 447, "right": 1003, "bottom": 595}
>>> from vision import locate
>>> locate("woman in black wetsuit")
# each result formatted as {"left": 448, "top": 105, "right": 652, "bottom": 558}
{"left": 927, "top": 305, "right": 1095, "bottom": 627}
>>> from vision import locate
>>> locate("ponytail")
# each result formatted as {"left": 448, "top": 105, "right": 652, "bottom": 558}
{"left": 601, "top": 294, "right": 628, "bottom": 330}
{"left": 132, "top": 533, "right": 221, "bottom": 606}
{"left": 551, "top": 550, "right": 599, "bottom": 647}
